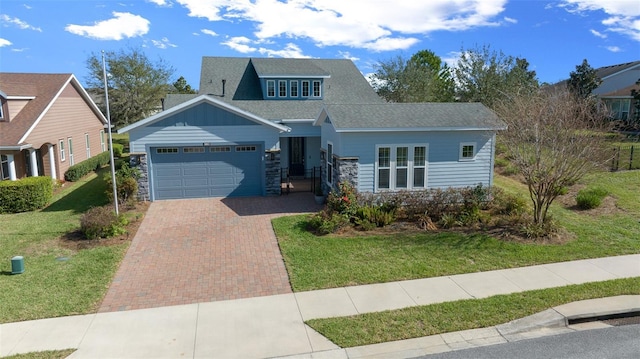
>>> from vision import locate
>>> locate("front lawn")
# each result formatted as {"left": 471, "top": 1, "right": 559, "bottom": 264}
{"left": 274, "top": 171, "right": 640, "bottom": 292}
{"left": 0, "top": 170, "right": 139, "bottom": 323}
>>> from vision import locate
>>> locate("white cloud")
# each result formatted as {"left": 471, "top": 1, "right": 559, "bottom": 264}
{"left": 175, "top": 0, "right": 508, "bottom": 51}
{"left": 590, "top": 29, "right": 607, "bottom": 38}
{"left": 0, "top": 38, "right": 12, "bottom": 47}
{"left": 201, "top": 29, "right": 218, "bottom": 37}
{"left": 560, "top": 0, "right": 640, "bottom": 42}
{"left": 152, "top": 37, "right": 177, "bottom": 49}
{"left": 147, "top": 0, "right": 172, "bottom": 6}
{"left": 338, "top": 51, "right": 359, "bottom": 62}
{"left": 504, "top": 17, "right": 517, "bottom": 24}
{"left": 221, "top": 36, "right": 257, "bottom": 53}
{"left": 65, "top": 12, "right": 150, "bottom": 40}
{"left": 0, "top": 14, "right": 42, "bottom": 32}
{"left": 605, "top": 46, "right": 621, "bottom": 52}
{"left": 258, "top": 43, "right": 309, "bottom": 58}
{"left": 12, "top": 47, "right": 28, "bottom": 52}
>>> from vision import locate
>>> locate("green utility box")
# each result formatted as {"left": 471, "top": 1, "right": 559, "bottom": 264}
{"left": 11, "top": 256, "right": 25, "bottom": 274}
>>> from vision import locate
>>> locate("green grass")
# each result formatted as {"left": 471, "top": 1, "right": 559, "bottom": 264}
{"left": 3, "top": 349, "right": 76, "bottom": 359}
{"left": 0, "top": 170, "right": 130, "bottom": 323}
{"left": 275, "top": 171, "right": 640, "bottom": 292}
{"left": 307, "top": 277, "right": 640, "bottom": 348}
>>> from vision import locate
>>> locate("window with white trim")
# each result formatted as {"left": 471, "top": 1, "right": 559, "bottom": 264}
{"left": 459, "top": 142, "right": 476, "bottom": 161}
{"left": 312, "top": 80, "right": 321, "bottom": 97}
{"left": 68, "top": 138, "right": 74, "bottom": 165}
{"left": 326, "top": 142, "right": 333, "bottom": 184}
{"left": 183, "top": 147, "right": 205, "bottom": 153}
{"left": 375, "top": 145, "right": 428, "bottom": 191}
{"left": 85, "top": 133, "right": 91, "bottom": 159}
{"left": 156, "top": 147, "right": 178, "bottom": 154}
{"left": 236, "top": 145, "right": 256, "bottom": 152}
{"left": 210, "top": 146, "right": 231, "bottom": 152}
{"left": 100, "top": 130, "right": 105, "bottom": 151}
{"left": 266, "top": 80, "right": 276, "bottom": 97}
{"left": 290, "top": 81, "right": 298, "bottom": 97}
{"left": 279, "top": 80, "right": 287, "bottom": 97}
{"left": 1, "top": 155, "right": 9, "bottom": 180}
{"left": 302, "top": 80, "right": 310, "bottom": 97}
{"left": 59, "top": 140, "right": 65, "bottom": 161}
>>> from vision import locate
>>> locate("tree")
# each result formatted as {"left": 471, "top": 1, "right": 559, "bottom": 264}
{"left": 495, "top": 88, "right": 610, "bottom": 226}
{"left": 454, "top": 44, "right": 538, "bottom": 110}
{"left": 567, "top": 59, "right": 602, "bottom": 99}
{"left": 172, "top": 76, "right": 197, "bottom": 94}
{"left": 630, "top": 78, "right": 640, "bottom": 126}
{"left": 86, "top": 47, "right": 175, "bottom": 128}
{"left": 371, "top": 50, "right": 455, "bottom": 103}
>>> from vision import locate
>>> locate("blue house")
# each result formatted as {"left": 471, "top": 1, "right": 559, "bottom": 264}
{"left": 119, "top": 57, "right": 505, "bottom": 201}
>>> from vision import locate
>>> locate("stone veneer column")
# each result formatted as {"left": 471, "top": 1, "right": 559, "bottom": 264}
{"left": 129, "top": 153, "right": 149, "bottom": 201}
{"left": 336, "top": 157, "right": 359, "bottom": 189}
{"left": 264, "top": 149, "right": 281, "bottom": 196}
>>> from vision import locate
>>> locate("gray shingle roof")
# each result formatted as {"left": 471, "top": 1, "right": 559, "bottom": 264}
{"left": 251, "top": 58, "right": 330, "bottom": 78}
{"left": 322, "top": 103, "right": 506, "bottom": 130}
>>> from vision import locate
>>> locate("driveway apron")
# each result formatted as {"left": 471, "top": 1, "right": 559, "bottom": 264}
{"left": 99, "top": 193, "right": 321, "bottom": 312}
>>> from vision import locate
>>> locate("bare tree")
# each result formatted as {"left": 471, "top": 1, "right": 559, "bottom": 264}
{"left": 495, "top": 88, "right": 611, "bottom": 225}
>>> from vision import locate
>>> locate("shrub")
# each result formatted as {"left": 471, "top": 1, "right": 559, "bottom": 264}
{"left": 519, "top": 216, "right": 558, "bottom": 239}
{"left": 502, "top": 165, "right": 519, "bottom": 176}
{"left": 64, "top": 151, "right": 111, "bottom": 181}
{"left": 105, "top": 162, "right": 140, "bottom": 205}
{"left": 0, "top": 176, "right": 53, "bottom": 213}
{"left": 326, "top": 181, "right": 358, "bottom": 218}
{"left": 494, "top": 157, "right": 510, "bottom": 168}
{"left": 307, "top": 211, "right": 350, "bottom": 235}
{"left": 355, "top": 205, "right": 396, "bottom": 228}
{"left": 111, "top": 143, "right": 124, "bottom": 158}
{"left": 491, "top": 188, "right": 528, "bottom": 216}
{"left": 576, "top": 187, "right": 608, "bottom": 210}
{"left": 80, "top": 205, "right": 129, "bottom": 239}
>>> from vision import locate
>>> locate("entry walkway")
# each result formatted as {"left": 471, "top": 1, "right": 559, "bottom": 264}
{"left": 2, "top": 254, "right": 638, "bottom": 358}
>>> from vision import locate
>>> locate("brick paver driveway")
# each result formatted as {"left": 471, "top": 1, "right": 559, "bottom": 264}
{"left": 99, "top": 193, "right": 321, "bottom": 312}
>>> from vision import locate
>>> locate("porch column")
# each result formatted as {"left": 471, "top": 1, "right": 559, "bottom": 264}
{"left": 48, "top": 144, "right": 57, "bottom": 180}
{"left": 29, "top": 149, "right": 39, "bottom": 177}
{"left": 6, "top": 154, "right": 17, "bottom": 181}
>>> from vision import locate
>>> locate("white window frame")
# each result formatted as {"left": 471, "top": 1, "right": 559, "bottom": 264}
{"left": 85, "top": 133, "right": 91, "bottom": 159}
{"left": 68, "top": 137, "right": 74, "bottom": 165}
{"left": 59, "top": 140, "right": 66, "bottom": 161}
{"left": 1, "top": 154, "right": 9, "bottom": 180}
{"left": 326, "top": 142, "right": 333, "bottom": 185}
{"left": 301, "top": 80, "right": 310, "bottom": 97}
{"left": 183, "top": 147, "right": 205, "bottom": 153}
{"left": 156, "top": 147, "right": 178, "bottom": 154}
{"left": 459, "top": 142, "right": 476, "bottom": 161}
{"left": 100, "top": 130, "right": 105, "bottom": 152}
{"left": 375, "top": 144, "right": 428, "bottom": 192}
{"left": 312, "top": 80, "right": 321, "bottom": 97}
{"left": 290, "top": 81, "right": 298, "bottom": 97}
{"left": 278, "top": 80, "right": 287, "bottom": 97}
{"left": 266, "top": 80, "right": 276, "bottom": 98}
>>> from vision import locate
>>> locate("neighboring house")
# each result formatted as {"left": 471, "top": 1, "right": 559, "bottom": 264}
{"left": 118, "top": 57, "right": 505, "bottom": 201}
{"left": 592, "top": 61, "right": 640, "bottom": 123}
{"left": 0, "top": 73, "right": 107, "bottom": 181}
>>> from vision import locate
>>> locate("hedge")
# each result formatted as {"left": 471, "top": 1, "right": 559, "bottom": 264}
{"left": 64, "top": 151, "right": 111, "bottom": 182}
{"left": 112, "top": 143, "right": 124, "bottom": 158}
{"left": 0, "top": 176, "right": 53, "bottom": 213}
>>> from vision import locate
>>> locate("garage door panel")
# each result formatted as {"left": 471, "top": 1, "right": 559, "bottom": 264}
{"left": 151, "top": 145, "right": 263, "bottom": 199}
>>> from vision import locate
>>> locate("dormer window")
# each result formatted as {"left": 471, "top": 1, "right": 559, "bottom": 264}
{"left": 279, "top": 80, "right": 287, "bottom": 97}
{"left": 313, "top": 80, "right": 321, "bottom": 97}
{"left": 302, "top": 81, "right": 310, "bottom": 97}
{"left": 267, "top": 80, "right": 276, "bottom": 97}
{"left": 290, "top": 81, "right": 298, "bottom": 97}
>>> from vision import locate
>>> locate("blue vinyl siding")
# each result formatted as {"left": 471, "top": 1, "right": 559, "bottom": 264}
{"left": 149, "top": 103, "right": 259, "bottom": 127}
{"left": 337, "top": 131, "right": 496, "bottom": 193}
{"left": 279, "top": 122, "right": 321, "bottom": 137}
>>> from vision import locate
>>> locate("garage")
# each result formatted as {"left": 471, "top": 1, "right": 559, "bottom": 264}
{"left": 150, "top": 144, "right": 263, "bottom": 200}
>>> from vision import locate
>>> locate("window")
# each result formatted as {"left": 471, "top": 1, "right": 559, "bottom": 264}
{"left": 312, "top": 80, "right": 321, "bottom": 97}
{"left": 302, "top": 80, "right": 310, "bottom": 97}
{"left": 210, "top": 146, "right": 231, "bottom": 152}
{"left": 266, "top": 80, "right": 276, "bottom": 97}
{"left": 236, "top": 145, "right": 256, "bottom": 152}
{"left": 460, "top": 142, "right": 476, "bottom": 161}
{"left": 1, "top": 155, "right": 9, "bottom": 180}
{"left": 375, "top": 145, "right": 428, "bottom": 191}
{"left": 59, "top": 140, "right": 65, "bottom": 161}
{"left": 290, "top": 81, "right": 298, "bottom": 97}
{"left": 0, "top": 102, "right": 4, "bottom": 120}
{"left": 68, "top": 138, "right": 74, "bottom": 165}
{"left": 85, "top": 133, "right": 91, "bottom": 159}
{"left": 326, "top": 142, "right": 333, "bottom": 184}
{"left": 100, "top": 130, "right": 106, "bottom": 152}
{"left": 183, "top": 147, "right": 205, "bottom": 153}
{"left": 605, "top": 99, "right": 631, "bottom": 120}
{"left": 156, "top": 147, "right": 178, "bottom": 154}
{"left": 279, "top": 80, "right": 287, "bottom": 97}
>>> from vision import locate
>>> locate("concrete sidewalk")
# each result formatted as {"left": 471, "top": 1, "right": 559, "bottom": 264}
{"left": 1, "top": 254, "right": 639, "bottom": 359}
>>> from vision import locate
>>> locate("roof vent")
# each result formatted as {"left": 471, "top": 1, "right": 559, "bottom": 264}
{"left": 222, "top": 79, "right": 226, "bottom": 97}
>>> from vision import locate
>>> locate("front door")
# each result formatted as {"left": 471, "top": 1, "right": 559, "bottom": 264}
{"left": 289, "top": 137, "right": 305, "bottom": 177}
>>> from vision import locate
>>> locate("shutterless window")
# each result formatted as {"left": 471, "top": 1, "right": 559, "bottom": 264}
{"left": 156, "top": 147, "right": 178, "bottom": 154}
{"left": 1, "top": 155, "right": 9, "bottom": 180}
{"left": 290, "top": 81, "right": 298, "bottom": 97}
{"left": 85, "top": 133, "right": 91, "bottom": 158}
{"left": 267, "top": 80, "right": 276, "bottom": 97}
{"left": 377, "top": 147, "right": 390, "bottom": 189}
{"left": 236, "top": 146, "right": 256, "bottom": 152}
{"left": 183, "top": 147, "right": 205, "bottom": 153}
{"left": 59, "top": 140, "right": 66, "bottom": 161}
{"left": 100, "top": 130, "right": 105, "bottom": 151}
{"left": 68, "top": 138, "right": 74, "bottom": 165}
{"left": 210, "top": 146, "right": 231, "bottom": 152}
{"left": 279, "top": 80, "right": 287, "bottom": 97}
{"left": 302, "top": 81, "right": 310, "bottom": 97}
{"left": 376, "top": 145, "right": 428, "bottom": 191}
{"left": 413, "top": 146, "right": 426, "bottom": 188}
{"left": 460, "top": 142, "right": 476, "bottom": 161}
{"left": 313, "top": 80, "right": 321, "bottom": 97}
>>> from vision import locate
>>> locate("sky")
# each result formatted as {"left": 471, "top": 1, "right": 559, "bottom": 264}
{"left": 0, "top": 0, "right": 639, "bottom": 90}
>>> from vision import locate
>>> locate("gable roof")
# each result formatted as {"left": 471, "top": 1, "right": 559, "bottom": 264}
{"left": 0, "top": 73, "right": 107, "bottom": 147}
{"left": 315, "top": 103, "right": 506, "bottom": 132}
{"left": 118, "top": 94, "right": 291, "bottom": 134}
{"left": 596, "top": 61, "right": 640, "bottom": 80}
{"left": 162, "top": 57, "right": 384, "bottom": 121}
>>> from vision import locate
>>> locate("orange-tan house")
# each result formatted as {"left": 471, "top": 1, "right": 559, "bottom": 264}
{"left": 0, "top": 73, "right": 107, "bottom": 181}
